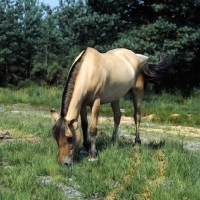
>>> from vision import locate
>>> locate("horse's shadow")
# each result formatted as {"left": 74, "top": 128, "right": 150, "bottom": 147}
{"left": 74, "top": 134, "right": 166, "bottom": 164}
{"left": 147, "top": 139, "right": 166, "bottom": 149}
{"left": 74, "top": 135, "right": 113, "bottom": 163}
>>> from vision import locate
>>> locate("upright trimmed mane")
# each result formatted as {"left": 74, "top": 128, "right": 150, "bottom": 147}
{"left": 60, "top": 49, "right": 86, "bottom": 118}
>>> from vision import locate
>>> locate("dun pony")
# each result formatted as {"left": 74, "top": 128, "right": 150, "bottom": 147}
{"left": 51, "top": 47, "right": 170, "bottom": 165}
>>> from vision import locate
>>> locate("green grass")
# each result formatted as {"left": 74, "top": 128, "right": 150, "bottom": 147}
{"left": 0, "top": 87, "right": 200, "bottom": 199}
{"left": 0, "top": 86, "right": 62, "bottom": 108}
{"left": 1, "top": 86, "right": 200, "bottom": 126}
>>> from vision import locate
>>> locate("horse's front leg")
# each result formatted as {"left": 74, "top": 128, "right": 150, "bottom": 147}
{"left": 89, "top": 98, "right": 100, "bottom": 161}
{"left": 80, "top": 106, "right": 90, "bottom": 152}
{"left": 111, "top": 100, "right": 121, "bottom": 143}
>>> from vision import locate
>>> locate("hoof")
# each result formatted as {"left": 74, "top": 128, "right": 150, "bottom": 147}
{"left": 88, "top": 157, "right": 98, "bottom": 162}
{"left": 134, "top": 138, "right": 141, "bottom": 145}
{"left": 79, "top": 148, "right": 89, "bottom": 158}
{"left": 83, "top": 142, "right": 90, "bottom": 152}
{"left": 134, "top": 141, "right": 141, "bottom": 146}
{"left": 88, "top": 151, "right": 98, "bottom": 162}
{"left": 79, "top": 149, "right": 88, "bottom": 154}
{"left": 133, "top": 141, "right": 141, "bottom": 148}
{"left": 133, "top": 143, "right": 140, "bottom": 149}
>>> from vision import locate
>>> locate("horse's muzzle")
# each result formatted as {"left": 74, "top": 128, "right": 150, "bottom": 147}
{"left": 63, "top": 156, "right": 73, "bottom": 166}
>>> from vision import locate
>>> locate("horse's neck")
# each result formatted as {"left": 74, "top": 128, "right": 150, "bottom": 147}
{"left": 65, "top": 86, "right": 83, "bottom": 122}
{"left": 66, "top": 102, "right": 80, "bottom": 122}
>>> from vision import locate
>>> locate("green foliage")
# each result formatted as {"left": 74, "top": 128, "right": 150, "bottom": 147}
{"left": 31, "top": 62, "right": 64, "bottom": 85}
{"left": 0, "top": 86, "right": 62, "bottom": 108}
{"left": 0, "top": 0, "right": 200, "bottom": 90}
{"left": 47, "top": 62, "right": 64, "bottom": 85}
{"left": 1, "top": 86, "right": 200, "bottom": 126}
{"left": 31, "top": 63, "right": 48, "bottom": 82}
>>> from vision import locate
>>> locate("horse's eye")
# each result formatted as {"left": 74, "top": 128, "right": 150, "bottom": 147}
{"left": 67, "top": 137, "right": 73, "bottom": 144}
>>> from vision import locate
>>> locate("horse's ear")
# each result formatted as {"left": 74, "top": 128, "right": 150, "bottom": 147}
{"left": 65, "top": 119, "right": 76, "bottom": 138}
{"left": 50, "top": 109, "right": 59, "bottom": 122}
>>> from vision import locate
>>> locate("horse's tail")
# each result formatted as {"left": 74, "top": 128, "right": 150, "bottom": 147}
{"left": 140, "top": 53, "right": 171, "bottom": 81}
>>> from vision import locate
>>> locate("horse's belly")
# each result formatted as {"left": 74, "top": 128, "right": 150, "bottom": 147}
{"left": 100, "top": 78, "right": 134, "bottom": 104}
{"left": 98, "top": 65, "right": 137, "bottom": 103}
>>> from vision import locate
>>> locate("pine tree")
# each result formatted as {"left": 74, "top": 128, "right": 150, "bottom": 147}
{"left": 0, "top": 0, "right": 19, "bottom": 85}
{"left": 18, "top": 0, "right": 44, "bottom": 80}
{"left": 32, "top": 3, "right": 65, "bottom": 85}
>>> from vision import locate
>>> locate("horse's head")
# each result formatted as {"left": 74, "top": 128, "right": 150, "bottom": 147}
{"left": 50, "top": 110, "right": 81, "bottom": 166}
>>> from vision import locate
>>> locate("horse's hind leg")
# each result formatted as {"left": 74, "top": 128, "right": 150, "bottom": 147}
{"left": 130, "top": 84, "right": 144, "bottom": 145}
{"left": 89, "top": 98, "right": 100, "bottom": 161}
{"left": 80, "top": 106, "right": 90, "bottom": 152}
{"left": 111, "top": 100, "right": 121, "bottom": 142}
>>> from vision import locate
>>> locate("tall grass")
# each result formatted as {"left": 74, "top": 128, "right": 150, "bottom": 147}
{"left": 0, "top": 86, "right": 200, "bottom": 126}
{"left": 0, "top": 86, "right": 62, "bottom": 109}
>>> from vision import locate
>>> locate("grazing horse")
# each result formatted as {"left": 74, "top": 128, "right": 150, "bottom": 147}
{"left": 51, "top": 47, "right": 170, "bottom": 165}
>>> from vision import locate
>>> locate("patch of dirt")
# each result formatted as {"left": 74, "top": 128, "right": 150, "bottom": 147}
{"left": 140, "top": 125, "right": 200, "bottom": 138}
{"left": 183, "top": 142, "right": 200, "bottom": 151}
{"left": 38, "top": 176, "right": 83, "bottom": 199}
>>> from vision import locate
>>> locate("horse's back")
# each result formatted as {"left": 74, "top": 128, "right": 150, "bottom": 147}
{"left": 82, "top": 48, "right": 142, "bottom": 103}
{"left": 104, "top": 48, "right": 142, "bottom": 71}
{"left": 81, "top": 47, "right": 141, "bottom": 74}
{"left": 73, "top": 47, "right": 144, "bottom": 104}
{"left": 101, "top": 49, "right": 142, "bottom": 102}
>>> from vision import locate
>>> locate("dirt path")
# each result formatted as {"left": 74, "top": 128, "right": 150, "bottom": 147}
{"left": 105, "top": 148, "right": 141, "bottom": 200}
{"left": 99, "top": 115, "right": 200, "bottom": 152}
{"left": 99, "top": 115, "right": 200, "bottom": 138}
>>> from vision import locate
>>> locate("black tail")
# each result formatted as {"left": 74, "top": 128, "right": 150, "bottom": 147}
{"left": 141, "top": 52, "right": 171, "bottom": 81}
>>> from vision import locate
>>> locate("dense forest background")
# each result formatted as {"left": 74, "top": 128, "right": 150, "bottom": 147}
{"left": 0, "top": 0, "right": 200, "bottom": 93}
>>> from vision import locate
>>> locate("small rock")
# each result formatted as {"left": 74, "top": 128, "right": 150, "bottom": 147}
{"left": 0, "top": 131, "right": 13, "bottom": 139}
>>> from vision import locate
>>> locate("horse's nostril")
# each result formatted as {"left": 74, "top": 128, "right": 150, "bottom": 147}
{"left": 64, "top": 156, "right": 73, "bottom": 166}
{"left": 64, "top": 162, "right": 71, "bottom": 167}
